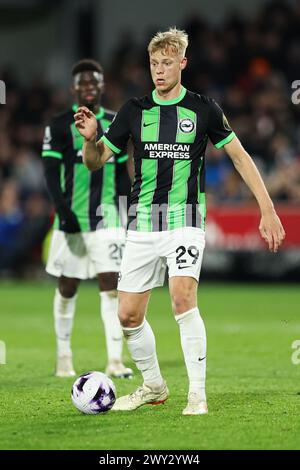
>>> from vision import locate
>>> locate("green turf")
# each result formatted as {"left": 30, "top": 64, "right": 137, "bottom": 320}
{"left": 0, "top": 281, "right": 300, "bottom": 450}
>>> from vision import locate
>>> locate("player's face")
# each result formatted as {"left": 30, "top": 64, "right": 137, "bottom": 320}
{"left": 149, "top": 48, "right": 187, "bottom": 93}
{"left": 73, "top": 71, "right": 104, "bottom": 109}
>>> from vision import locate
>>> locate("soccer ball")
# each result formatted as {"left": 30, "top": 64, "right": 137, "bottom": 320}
{"left": 71, "top": 371, "right": 116, "bottom": 414}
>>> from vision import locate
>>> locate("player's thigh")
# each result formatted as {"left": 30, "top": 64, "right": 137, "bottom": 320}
{"left": 118, "top": 289, "right": 151, "bottom": 328}
{"left": 88, "top": 228, "right": 125, "bottom": 274}
{"left": 46, "top": 230, "right": 90, "bottom": 279}
{"left": 165, "top": 227, "right": 205, "bottom": 282}
{"left": 97, "top": 272, "right": 118, "bottom": 291}
{"left": 118, "top": 231, "right": 166, "bottom": 293}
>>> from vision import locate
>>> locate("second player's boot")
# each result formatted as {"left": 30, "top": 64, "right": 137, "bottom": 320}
{"left": 182, "top": 392, "right": 208, "bottom": 415}
{"left": 55, "top": 354, "right": 76, "bottom": 378}
{"left": 112, "top": 381, "right": 169, "bottom": 411}
{"left": 105, "top": 360, "right": 133, "bottom": 379}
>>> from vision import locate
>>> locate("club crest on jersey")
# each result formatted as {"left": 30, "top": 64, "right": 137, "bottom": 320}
{"left": 178, "top": 118, "right": 195, "bottom": 134}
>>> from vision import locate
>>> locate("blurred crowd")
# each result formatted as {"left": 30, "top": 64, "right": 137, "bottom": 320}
{"left": 0, "top": 0, "right": 300, "bottom": 274}
{"left": 105, "top": 0, "right": 300, "bottom": 206}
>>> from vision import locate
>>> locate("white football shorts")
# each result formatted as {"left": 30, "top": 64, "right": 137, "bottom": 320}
{"left": 117, "top": 227, "right": 205, "bottom": 293}
{"left": 46, "top": 228, "right": 126, "bottom": 279}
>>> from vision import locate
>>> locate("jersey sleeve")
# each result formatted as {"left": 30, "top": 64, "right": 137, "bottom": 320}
{"left": 207, "top": 99, "right": 236, "bottom": 149}
{"left": 41, "top": 118, "right": 64, "bottom": 160}
{"left": 116, "top": 150, "right": 129, "bottom": 164}
{"left": 100, "top": 100, "right": 132, "bottom": 155}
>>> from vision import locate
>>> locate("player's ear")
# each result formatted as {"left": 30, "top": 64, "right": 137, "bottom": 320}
{"left": 99, "top": 81, "right": 105, "bottom": 94}
{"left": 180, "top": 57, "right": 187, "bottom": 71}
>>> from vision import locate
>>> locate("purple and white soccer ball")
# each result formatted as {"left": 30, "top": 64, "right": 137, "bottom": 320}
{"left": 71, "top": 371, "right": 116, "bottom": 414}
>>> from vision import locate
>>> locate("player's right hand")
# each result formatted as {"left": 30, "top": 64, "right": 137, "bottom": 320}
{"left": 259, "top": 209, "right": 285, "bottom": 253}
{"left": 74, "top": 106, "right": 97, "bottom": 141}
{"left": 60, "top": 210, "right": 81, "bottom": 233}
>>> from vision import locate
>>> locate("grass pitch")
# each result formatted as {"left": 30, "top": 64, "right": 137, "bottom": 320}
{"left": 0, "top": 281, "right": 299, "bottom": 450}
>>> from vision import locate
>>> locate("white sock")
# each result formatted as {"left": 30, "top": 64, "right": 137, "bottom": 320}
{"left": 54, "top": 288, "right": 76, "bottom": 357}
{"left": 175, "top": 307, "right": 207, "bottom": 401}
{"left": 100, "top": 291, "right": 123, "bottom": 363}
{"left": 123, "top": 320, "right": 164, "bottom": 391}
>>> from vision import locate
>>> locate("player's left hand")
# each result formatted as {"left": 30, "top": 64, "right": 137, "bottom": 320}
{"left": 259, "top": 209, "right": 285, "bottom": 253}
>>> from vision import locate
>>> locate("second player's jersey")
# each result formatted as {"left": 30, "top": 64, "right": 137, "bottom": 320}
{"left": 101, "top": 86, "right": 236, "bottom": 232}
{"left": 42, "top": 105, "right": 129, "bottom": 232}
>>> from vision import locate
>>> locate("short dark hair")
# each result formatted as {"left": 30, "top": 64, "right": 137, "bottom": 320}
{"left": 72, "top": 59, "right": 103, "bottom": 76}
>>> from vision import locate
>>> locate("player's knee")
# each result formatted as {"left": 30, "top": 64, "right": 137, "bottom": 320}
{"left": 118, "top": 306, "right": 140, "bottom": 328}
{"left": 58, "top": 279, "right": 78, "bottom": 298}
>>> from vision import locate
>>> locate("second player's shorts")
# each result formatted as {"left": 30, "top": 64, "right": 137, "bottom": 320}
{"left": 46, "top": 228, "right": 126, "bottom": 279}
{"left": 117, "top": 227, "right": 205, "bottom": 293}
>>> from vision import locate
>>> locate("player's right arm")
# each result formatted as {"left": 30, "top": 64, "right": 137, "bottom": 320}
{"left": 74, "top": 106, "right": 113, "bottom": 170}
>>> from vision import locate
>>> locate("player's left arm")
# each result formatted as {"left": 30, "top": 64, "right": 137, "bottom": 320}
{"left": 224, "top": 136, "right": 285, "bottom": 252}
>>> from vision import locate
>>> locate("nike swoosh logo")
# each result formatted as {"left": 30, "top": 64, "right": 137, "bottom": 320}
{"left": 143, "top": 122, "right": 156, "bottom": 127}
{"left": 178, "top": 265, "right": 191, "bottom": 269}
{"left": 198, "top": 356, "right": 206, "bottom": 362}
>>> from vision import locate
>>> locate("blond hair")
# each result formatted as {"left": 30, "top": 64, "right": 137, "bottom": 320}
{"left": 148, "top": 27, "right": 189, "bottom": 57}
